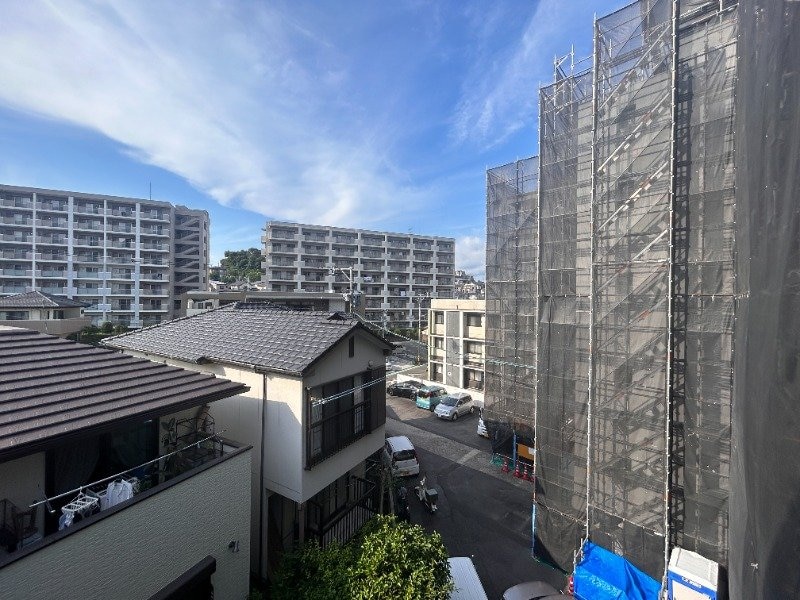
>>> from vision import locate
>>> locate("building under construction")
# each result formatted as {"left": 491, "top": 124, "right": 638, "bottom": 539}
{"left": 484, "top": 0, "right": 800, "bottom": 597}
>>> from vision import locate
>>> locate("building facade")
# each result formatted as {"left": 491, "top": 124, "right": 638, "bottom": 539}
{"left": 261, "top": 221, "right": 455, "bottom": 328}
{"left": 427, "top": 299, "right": 485, "bottom": 392}
{"left": 0, "top": 185, "right": 209, "bottom": 328}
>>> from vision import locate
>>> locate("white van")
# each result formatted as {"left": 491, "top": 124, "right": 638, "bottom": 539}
{"left": 382, "top": 435, "right": 420, "bottom": 477}
{"left": 448, "top": 557, "right": 489, "bottom": 600}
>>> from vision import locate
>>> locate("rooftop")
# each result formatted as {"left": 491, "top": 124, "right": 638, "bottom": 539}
{"left": 0, "top": 291, "right": 88, "bottom": 310}
{"left": 0, "top": 326, "right": 248, "bottom": 461}
{"left": 104, "top": 302, "right": 392, "bottom": 375}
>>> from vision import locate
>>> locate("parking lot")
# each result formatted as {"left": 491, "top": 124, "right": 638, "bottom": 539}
{"left": 385, "top": 391, "right": 566, "bottom": 599}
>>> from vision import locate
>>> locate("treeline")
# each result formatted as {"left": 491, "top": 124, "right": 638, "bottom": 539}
{"left": 210, "top": 248, "right": 262, "bottom": 283}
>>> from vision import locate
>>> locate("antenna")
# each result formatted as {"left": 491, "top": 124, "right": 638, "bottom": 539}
{"left": 149, "top": 182, "right": 152, "bottom": 201}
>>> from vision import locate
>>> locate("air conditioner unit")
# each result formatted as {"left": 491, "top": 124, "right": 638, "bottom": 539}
{"left": 667, "top": 548, "right": 718, "bottom": 600}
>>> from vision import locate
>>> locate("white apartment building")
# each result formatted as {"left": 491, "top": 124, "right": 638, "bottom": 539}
{"left": 261, "top": 221, "right": 455, "bottom": 328}
{"left": 428, "top": 299, "right": 485, "bottom": 392}
{"left": 0, "top": 185, "right": 209, "bottom": 328}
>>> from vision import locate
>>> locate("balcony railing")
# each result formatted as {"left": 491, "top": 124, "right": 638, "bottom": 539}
{"left": 306, "top": 374, "right": 385, "bottom": 469}
{"left": 306, "top": 474, "right": 378, "bottom": 548}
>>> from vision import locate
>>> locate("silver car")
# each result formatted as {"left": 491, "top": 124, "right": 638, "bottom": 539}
{"left": 434, "top": 393, "right": 474, "bottom": 420}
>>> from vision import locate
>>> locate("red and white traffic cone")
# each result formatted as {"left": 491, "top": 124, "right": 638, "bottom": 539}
{"left": 501, "top": 456, "right": 510, "bottom": 473}
{"left": 523, "top": 463, "right": 532, "bottom": 481}
{"left": 513, "top": 461, "right": 522, "bottom": 478}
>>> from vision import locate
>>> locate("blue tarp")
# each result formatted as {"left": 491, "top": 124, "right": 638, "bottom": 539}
{"left": 574, "top": 541, "right": 661, "bottom": 600}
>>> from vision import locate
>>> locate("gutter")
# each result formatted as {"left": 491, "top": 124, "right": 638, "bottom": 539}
{"left": 259, "top": 372, "right": 267, "bottom": 581}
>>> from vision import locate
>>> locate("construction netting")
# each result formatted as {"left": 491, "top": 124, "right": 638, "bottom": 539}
{"left": 485, "top": 158, "right": 538, "bottom": 444}
{"left": 729, "top": 1, "right": 800, "bottom": 598}
{"left": 535, "top": 62, "right": 593, "bottom": 571}
{"left": 486, "top": 0, "right": 741, "bottom": 585}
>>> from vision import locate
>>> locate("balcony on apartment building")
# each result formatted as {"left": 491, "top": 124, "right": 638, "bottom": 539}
{"left": 139, "top": 209, "right": 170, "bottom": 222}
{"left": 0, "top": 197, "right": 33, "bottom": 210}
{"left": 302, "top": 230, "right": 328, "bottom": 242}
{"left": 75, "top": 221, "right": 104, "bottom": 232}
{"left": 38, "top": 252, "right": 69, "bottom": 262}
{"left": 36, "top": 235, "right": 68, "bottom": 246}
{"left": 0, "top": 251, "right": 32, "bottom": 261}
{"left": 1, "top": 234, "right": 32, "bottom": 244}
{"left": 0, "top": 216, "right": 33, "bottom": 226}
{"left": 414, "top": 251, "right": 433, "bottom": 262}
{"left": 386, "top": 238, "right": 408, "bottom": 249}
{"left": 413, "top": 241, "right": 433, "bottom": 251}
{"left": 271, "top": 243, "right": 298, "bottom": 255}
{"left": 73, "top": 237, "right": 102, "bottom": 248}
{"left": 36, "top": 200, "right": 67, "bottom": 212}
{"left": 301, "top": 259, "right": 327, "bottom": 269}
{"left": 36, "top": 218, "right": 69, "bottom": 229}
{"left": 140, "top": 242, "right": 167, "bottom": 251}
{"left": 73, "top": 203, "right": 103, "bottom": 216}
{"left": 360, "top": 236, "right": 384, "bottom": 248}
{"left": 268, "top": 228, "right": 297, "bottom": 241}
{"left": 140, "top": 272, "right": 168, "bottom": 282}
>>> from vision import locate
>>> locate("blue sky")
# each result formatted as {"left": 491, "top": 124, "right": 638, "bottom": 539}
{"left": 0, "top": 1, "right": 622, "bottom": 278}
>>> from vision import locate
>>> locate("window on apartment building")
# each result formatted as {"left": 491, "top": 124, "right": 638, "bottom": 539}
{"left": 434, "top": 312, "right": 444, "bottom": 325}
{"left": 466, "top": 314, "right": 483, "bottom": 327}
{"left": 348, "top": 336, "right": 355, "bottom": 357}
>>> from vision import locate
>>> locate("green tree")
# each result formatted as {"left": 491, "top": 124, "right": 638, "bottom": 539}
{"left": 211, "top": 248, "right": 262, "bottom": 283}
{"left": 271, "top": 516, "right": 452, "bottom": 600}
{"left": 349, "top": 516, "right": 452, "bottom": 600}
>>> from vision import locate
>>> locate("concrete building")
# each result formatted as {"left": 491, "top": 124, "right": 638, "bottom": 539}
{"left": 0, "top": 290, "right": 89, "bottom": 336}
{"left": 0, "top": 326, "right": 251, "bottom": 600}
{"left": 182, "top": 289, "right": 346, "bottom": 317}
{"left": 427, "top": 299, "right": 485, "bottom": 393}
{"left": 261, "top": 221, "right": 455, "bottom": 328}
{"left": 104, "top": 303, "right": 393, "bottom": 580}
{"left": 0, "top": 185, "right": 209, "bottom": 328}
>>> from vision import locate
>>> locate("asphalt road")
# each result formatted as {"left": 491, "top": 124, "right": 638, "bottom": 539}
{"left": 385, "top": 393, "right": 567, "bottom": 599}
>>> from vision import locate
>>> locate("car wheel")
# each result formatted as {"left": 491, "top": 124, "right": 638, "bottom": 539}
{"left": 452, "top": 412, "right": 458, "bottom": 421}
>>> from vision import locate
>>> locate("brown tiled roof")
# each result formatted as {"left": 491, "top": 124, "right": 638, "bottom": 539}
{"left": 0, "top": 326, "right": 249, "bottom": 461}
{"left": 103, "top": 302, "right": 393, "bottom": 375}
{"left": 0, "top": 290, "right": 88, "bottom": 309}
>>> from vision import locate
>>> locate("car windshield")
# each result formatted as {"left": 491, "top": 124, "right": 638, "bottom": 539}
{"left": 419, "top": 390, "right": 433, "bottom": 398}
{"left": 440, "top": 397, "right": 457, "bottom": 407}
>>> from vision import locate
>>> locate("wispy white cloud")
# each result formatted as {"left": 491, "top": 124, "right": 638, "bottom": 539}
{"left": 451, "top": 0, "right": 593, "bottom": 149}
{"left": 0, "top": 1, "right": 430, "bottom": 227}
{"left": 456, "top": 234, "right": 486, "bottom": 281}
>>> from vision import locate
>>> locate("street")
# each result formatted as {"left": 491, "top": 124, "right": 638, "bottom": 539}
{"left": 385, "top": 392, "right": 567, "bottom": 599}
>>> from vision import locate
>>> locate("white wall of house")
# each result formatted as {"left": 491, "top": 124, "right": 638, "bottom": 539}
{"left": 0, "top": 448, "right": 252, "bottom": 600}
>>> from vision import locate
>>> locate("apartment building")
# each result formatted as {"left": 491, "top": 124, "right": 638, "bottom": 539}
{"left": 261, "top": 221, "right": 455, "bottom": 328}
{"left": 427, "top": 299, "right": 485, "bottom": 392}
{"left": 0, "top": 185, "right": 209, "bottom": 328}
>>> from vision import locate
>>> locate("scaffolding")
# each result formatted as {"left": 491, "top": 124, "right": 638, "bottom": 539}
{"left": 485, "top": 0, "right": 738, "bottom": 582}
{"left": 485, "top": 158, "right": 538, "bottom": 440}
{"left": 534, "top": 56, "right": 593, "bottom": 569}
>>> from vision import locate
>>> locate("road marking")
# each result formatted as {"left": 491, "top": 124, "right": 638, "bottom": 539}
{"left": 457, "top": 448, "right": 480, "bottom": 464}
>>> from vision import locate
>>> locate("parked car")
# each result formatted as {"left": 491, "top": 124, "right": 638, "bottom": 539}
{"left": 448, "top": 557, "right": 489, "bottom": 600}
{"left": 434, "top": 393, "right": 474, "bottom": 420}
{"left": 387, "top": 379, "right": 423, "bottom": 399}
{"left": 382, "top": 435, "right": 420, "bottom": 477}
{"left": 477, "top": 408, "right": 489, "bottom": 438}
{"left": 502, "top": 581, "right": 569, "bottom": 600}
{"left": 415, "top": 385, "right": 448, "bottom": 411}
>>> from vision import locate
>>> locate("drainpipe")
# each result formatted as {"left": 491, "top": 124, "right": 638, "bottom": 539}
{"left": 259, "top": 372, "right": 267, "bottom": 580}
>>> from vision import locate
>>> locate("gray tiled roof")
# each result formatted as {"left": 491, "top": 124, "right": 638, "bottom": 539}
{"left": 103, "top": 302, "right": 392, "bottom": 375}
{"left": 0, "top": 290, "right": 88, "bottom": 309}
{"left": 0, "top": 326, "right": 248, "bottom": 461}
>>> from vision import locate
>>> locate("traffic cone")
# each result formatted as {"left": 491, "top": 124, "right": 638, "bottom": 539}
{"left": 523, "top": 463, "right": 532, "bottom": 481}
{"left": 501, "top": 456, "right": 510, "bottom": 473}
{"left": 513, "top": 461, "right": 522, "bottom": 478}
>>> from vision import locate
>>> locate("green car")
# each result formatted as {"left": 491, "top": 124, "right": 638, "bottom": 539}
{"left": 415, "top": 385, "right": 447, "bottom": 411}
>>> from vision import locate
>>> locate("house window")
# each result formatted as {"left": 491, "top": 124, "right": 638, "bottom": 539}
{"left": 348, "top": 336, "right": 355, "bottom": 358}
{"left": 434, "top": 312, "right": 444, "bottom": 325}
{"left": 307, "top": 368, "right": 386, "bottom": 468}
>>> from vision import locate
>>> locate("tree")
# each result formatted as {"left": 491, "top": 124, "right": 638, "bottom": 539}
{"left": 210, "top": 248, "right": 262, "bottom": 283}
{"left": 271, "top": 516, "right": 452, "bottom": 600}
{"left": 349, "top": 516, "right": 452, "bottom": 600}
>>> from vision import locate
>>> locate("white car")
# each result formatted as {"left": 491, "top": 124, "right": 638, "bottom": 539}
{"left": 382, "top": 435, "right": 420, "bottom": 477}
{"left": 434, "top": 393, "right": 474, "bottom": 421}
